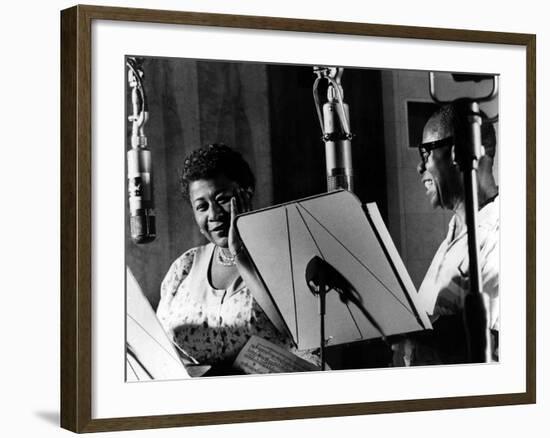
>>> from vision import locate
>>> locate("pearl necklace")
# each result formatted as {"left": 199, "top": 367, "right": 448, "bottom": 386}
{"left": 216, "top": 246, "right": 236, "bottom": 267}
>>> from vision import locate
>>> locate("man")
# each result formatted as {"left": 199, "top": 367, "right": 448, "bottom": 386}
{"left": 405, "top": 103, "right": 499, "bottom": 365}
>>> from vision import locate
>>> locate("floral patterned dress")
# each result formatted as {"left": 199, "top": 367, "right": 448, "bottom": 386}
{"left": 156, "top": 244, "right": 294, "bottom": 368}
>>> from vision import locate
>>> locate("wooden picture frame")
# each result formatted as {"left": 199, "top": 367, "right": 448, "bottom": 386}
{"left": 60, "top": 4, "right": 536, "bottom": 433}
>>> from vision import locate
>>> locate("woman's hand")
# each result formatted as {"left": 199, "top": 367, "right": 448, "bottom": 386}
{"left": 228, "top": 187, "right": 252, "bottom": 257}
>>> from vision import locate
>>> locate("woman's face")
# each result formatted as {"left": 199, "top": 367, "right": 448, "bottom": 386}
{"left": 188, "top": 174, "right": 239, "bottom": 248}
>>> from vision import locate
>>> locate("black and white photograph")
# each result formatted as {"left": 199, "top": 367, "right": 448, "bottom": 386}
{"left": 51, "top": 2, "right": 538, "bottom": 434}
{"left": 125, "top": 56, "right": 500, "bottom": 380}
{"left": 3, "top": 0, "right": 547, "bottom": 436}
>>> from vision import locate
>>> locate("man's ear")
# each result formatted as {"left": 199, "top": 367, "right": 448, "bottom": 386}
{"left": 451, "top": 144, "right": 458, "bottom": 167}
{"left": 451, "top": 144, "right": 487, "bottom": 167}
{"left": 480, "top": 145, "right": 486, "bottom": 158}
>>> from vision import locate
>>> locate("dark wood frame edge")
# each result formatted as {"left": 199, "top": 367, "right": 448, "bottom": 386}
{"left": 60, "top": 4, "right": 537, "bottom": 433}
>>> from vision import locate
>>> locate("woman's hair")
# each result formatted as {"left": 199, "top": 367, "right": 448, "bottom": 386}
{"left": 180, "top": 143, "right": 255, "bottom": 199}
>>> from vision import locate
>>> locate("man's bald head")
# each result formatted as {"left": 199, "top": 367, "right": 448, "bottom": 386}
{"left": 418, "top": 103, "right": 499, "bottom": 212}
{"left": 423, "top": 104, "right": 497, "bottom": 160}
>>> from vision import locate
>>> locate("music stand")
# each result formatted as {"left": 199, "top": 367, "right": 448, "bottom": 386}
{"left": 236, "top": 190, "right": 432, "bottom": 370}
{"left": 126, "top": 267, "right": 193, "bottom": 380}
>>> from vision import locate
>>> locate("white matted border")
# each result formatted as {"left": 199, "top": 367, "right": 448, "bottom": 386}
{"left": 92, "top": 19, "right": 526, "bottom": 419}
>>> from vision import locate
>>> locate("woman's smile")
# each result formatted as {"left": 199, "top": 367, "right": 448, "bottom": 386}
{"left": 188, "top": 175, "right": 239, "bottom": 248}
{"left": 209, "top": 222, "right": 228, "bottom": 234}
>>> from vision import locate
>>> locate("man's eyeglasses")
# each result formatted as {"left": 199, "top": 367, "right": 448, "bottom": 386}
{"left": 417, "top": 136, "right": 454, "bottom": 164}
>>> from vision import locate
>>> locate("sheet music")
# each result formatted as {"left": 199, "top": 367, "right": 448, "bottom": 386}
{"left": 233, "top": 336, "right": 320, "bottom": 374}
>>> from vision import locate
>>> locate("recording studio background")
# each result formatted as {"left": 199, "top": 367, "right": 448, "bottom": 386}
{"left": 125, "top": 56, "right": 498, "bottom": 326}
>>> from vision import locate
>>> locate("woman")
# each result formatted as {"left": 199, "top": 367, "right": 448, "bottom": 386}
{"left": 156, "top": 144, "right": 299, "bottom": 375}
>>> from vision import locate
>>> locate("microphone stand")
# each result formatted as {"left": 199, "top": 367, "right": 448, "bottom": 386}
{"left": 305, "top": 256, "right": 387, "bottom": 371}
{"left": 429, "top": 73, "right": 499, "bottom": 363}
{"left": 452, "top": 99, "right": 491, "bottom": 363}
{"left": 305, "top": 256, "right": 329, "bottom": 370}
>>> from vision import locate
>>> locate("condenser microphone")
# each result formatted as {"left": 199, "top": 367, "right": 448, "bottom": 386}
{"left": 127, "top": 57, "right": 156, "bottom": 244}
{"left": 322, "top": 98, "right": 353, "bottom": 192}
{"left": 313, "top": 66, "right": 354, "bottom": 192}
{"left": 128, "top": 146, "right": 156, "bottom": 244}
